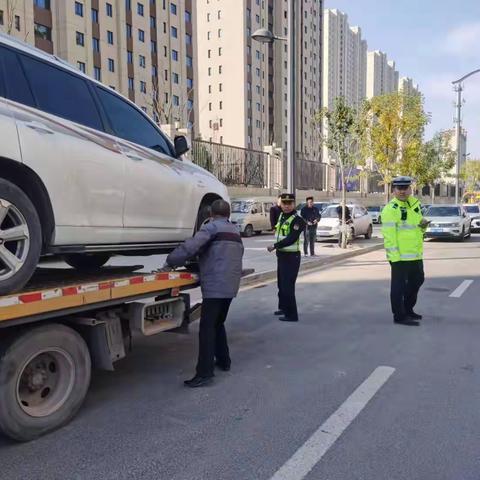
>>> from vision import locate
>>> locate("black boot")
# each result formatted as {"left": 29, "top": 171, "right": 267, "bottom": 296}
{"left": 406, "top": 311, "right": 422, "bottom": 320}
{"left": 279, "top": 317, "right": 298, "bottom": 322}
{"left": 394, "top": 316, "right": 419, "bottom": 326}
{"left": 274, "top": 310, "right": 284, "bottom": 316}
{"left": 184, "top": 375, "right": 213, "bottom": 388}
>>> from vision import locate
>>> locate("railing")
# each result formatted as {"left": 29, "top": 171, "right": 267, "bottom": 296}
{"left": 191, "top": 140, "right": 283, "bottom": 188}
{"left": 295, "top": 157, "right": 329, "bottom": 191}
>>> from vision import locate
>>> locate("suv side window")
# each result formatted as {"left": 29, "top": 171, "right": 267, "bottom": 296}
{"left": 95, "top": 86, "right": 173, "bottom": 156}
{"left": 19, "top": 53, "right": 103, "bottom": 130}
{"left": 0, "top": 47, "right": 35, "bottom": 107}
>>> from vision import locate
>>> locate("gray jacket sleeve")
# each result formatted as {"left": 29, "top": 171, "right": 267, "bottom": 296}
{"left": 166, "top": 222, "right": 218, "bottom": 268}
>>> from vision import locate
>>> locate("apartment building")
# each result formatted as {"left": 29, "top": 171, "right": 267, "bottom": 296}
{"left": 0, "top": 0, "right": 196, "bottom": 132}
{"left": 366, "top": 50, "right": 399, "bottom": 98}
{"left": 398, "top": 76, "right": 419, "bottom": 96}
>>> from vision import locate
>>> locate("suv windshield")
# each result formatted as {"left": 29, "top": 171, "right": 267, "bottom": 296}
{"left": 426, "top": 206, "right": 461, "bottom": 217}
{"left": 465, "top": 205, "right": 480, "bottom": 214}
{"left": 231, "top": 201, "right": 251, "bottom": 213}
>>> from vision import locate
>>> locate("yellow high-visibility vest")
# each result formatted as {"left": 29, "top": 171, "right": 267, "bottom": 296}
{"left": 275, "top": 214, "right": 301, "bottom": 252}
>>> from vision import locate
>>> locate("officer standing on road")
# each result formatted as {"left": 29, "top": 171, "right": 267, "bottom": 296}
{"left": 300, "top": 197, "right": 321, "bottom": 256}
{"left": 162, "top": 199, "right": 244, "bottom": 387}
{"left": 267, "top": 193, "right": 305, "bottom": 322}
{"left": 381, "top": 176, "right": 429, "bottom": 326}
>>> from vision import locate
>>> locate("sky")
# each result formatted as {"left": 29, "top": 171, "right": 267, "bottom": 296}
{"left": 325, "top": 0, "right": 480, "bottom": 157}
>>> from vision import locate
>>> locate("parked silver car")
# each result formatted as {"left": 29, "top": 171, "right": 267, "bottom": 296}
{"left": 366, "top": 205, "right": 383, "bottom": 224}
{"left": 316, "top": 204, "right": 373, "bottom": 241}
{"left": 463, "top": 204, "right": 480, "bottom": 232}
{"left": 424, "top": 205, "right": 471, "bottom": 241}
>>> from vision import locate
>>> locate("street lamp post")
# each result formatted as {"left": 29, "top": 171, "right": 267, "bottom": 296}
{"left": 452, "top": 69, "right": 480, "bottom": 203}
{"left": 252, "top": 2, "right": 296, "bottom": 194}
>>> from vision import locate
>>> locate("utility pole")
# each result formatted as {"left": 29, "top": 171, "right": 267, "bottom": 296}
{"left": 287, "top": 0, "right": 296, "bottom": 194}
{"left": 454, "top": 83, "right": 463, "bottom": 204}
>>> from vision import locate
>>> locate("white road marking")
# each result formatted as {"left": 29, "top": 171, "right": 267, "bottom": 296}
{"left": 245, "top": 247, "right": 269, "bottom": 251}
{"left": 269, "top": 366, "right": 395, "bottom": 480}
{"left": 449, "top": 280, "right": 474, "bottom": 298}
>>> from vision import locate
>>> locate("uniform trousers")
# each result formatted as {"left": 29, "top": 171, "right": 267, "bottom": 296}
{"left": 277, "top": 251, "right": 301, "bottom": 321}
{"left": 390, "top": 260, "right": 424, "bottom": 318}
{"left": 196, "top": 298, "right": 232, "bottom": 377}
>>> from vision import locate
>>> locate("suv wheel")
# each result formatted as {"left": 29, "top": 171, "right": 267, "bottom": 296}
{"left": 64, "top": 254, "right": 111, "bottom": 270}
{"left": 0, "top": 179, "right": 42, "bottom": 296}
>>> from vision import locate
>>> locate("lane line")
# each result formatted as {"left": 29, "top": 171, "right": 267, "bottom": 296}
{"left": 449, "top": 280, "right": 474, "bottom": 298}
{"left": 269, "top": 366, "right": 396, "bottom": 480}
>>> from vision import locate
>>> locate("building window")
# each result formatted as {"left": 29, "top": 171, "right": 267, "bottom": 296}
{"left": 15, "top": 15, "right": 20, "bottom": 31}
{"left": 208, "top": 85, "right": 212, "bottom": 93}
{"left": 105, "top": 3, "right": 113, "bottom": 16}
{"left": 171, "top": 26, "right": 178, "bottom": 38}
{"left": 150, "top": 16, "right": 156, "bottom": 28}
{"left": 137, "top": 2, "right": 144, "bottom": 16}
{"left": 75, "top": 2, "right": 83, "bottom": 16}
{"left": 34, "top": 0, "right": 50, "bottom": 9}
{"left": 173, "top": 72, "right": 179, "bottom": 84}
{"left": 152, "top": 65, "right": 158, "bottom": 77}
{"left": 76, "top": 31, "right": 85, "bottom": 46}
{"left": 94, "top": 67, "right": 101, "bottom": 81}
{"left": 139, "top": 55, "right": 146, "bottom": 68}
{"left": 126, "top": 24, "right": 132, "bottom": 37}
{"left": 186, "top": 56, "right": 192, "bottom": 67}
{"left": 127, "top": 50, "right": 133, "bottom": 63}
{"left": 219, "top": 83, "right": 222, "bottom": 92}
{"left": 151, "top": 40, "right": 157, "bottom": 53}
{"left": 218, "top": 10, "right": 221, "bottom": 19}
{"left": 128, "top": 77, "right": 134, "bottom": 90}
{"left": 170, "top": 2, "right": 177, "bottom": 14}
{"left": 208, "top": 67, "right": 211, "bottom": 76}
{"left": 173, "top": 95, "right": 180, "bottom": 106}
{"left": 172, "top": 50, "right": 178, "bottom": 61}
{"left": 207, "top": 31, "right": 211, "bottom": 40}
{"left": 0, "top": 11, "right": 3, "bottom": 26}
{"left": 185, "top": 33, "right": 192, "bottom": 44}
{"left": 108, "top": 58, "right": 115, "bottom": 72}
{"left": 185, "top": 10, "right": 191, "bottom": 22}
{"left": 107, "top": 31, "right": 114, "bottom": 44}
{"left": 138, "top": 29, "right": 145, "bottom": 42}
{"left": 256, "top": 14, "right": 260, "bottom": 23}
{"left": 208, "top": 102, "right": 212, "bottom": 111}
{"left": 34, "top": 23, "right": 51, "bottom": 41}
{"left": 219, "top": 65, "right": 222, "bottom": 74}
{"left": 92, "top": 37, "right": 100, "bottom": 51}
{"left": 207, "top": 49, "right": 211, "bottom": 59}
{"left": 140, "top": 80, "right": 146, "bottom": 93}
{"left": 218, "top": 47, "right": 222, "bottom": 56}
{"left": 91, "top": 8, "right": 98, "bottom": 22}
{"left": 218, "top": 28, "right": 222, "bottom": 37}
{"left": 187, "top": 78, "right": 193, "bottom": 89}
{"left": 207, "top": 13, "right": 210, "bottom": 22}
{"left": 219, "top": 101, "right": 223, "bottom": 110}
{"left": 220, "top": 118, "right": 223, "bottom": 127}
{"left": 126, "top": 0, "right": 131, "bottom": 10}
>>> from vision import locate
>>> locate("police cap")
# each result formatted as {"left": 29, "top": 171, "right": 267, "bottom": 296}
{"left": 280, "top": 193, "right": 296, "bottom": 203}
{"left": 392, "top": 176, "right": 413, "bottom": 187}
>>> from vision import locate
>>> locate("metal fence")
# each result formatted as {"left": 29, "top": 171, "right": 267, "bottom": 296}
{"left": 191, "top": 140, "right": 283, "bottom": 189}
{"left": 296, "top": 157, "right": 329, "bottom": 191}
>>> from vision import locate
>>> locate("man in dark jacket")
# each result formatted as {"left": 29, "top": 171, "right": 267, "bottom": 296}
{"left": 270, "top": 195, "right": 282, "bottom": 230}
{"left": 300, "top": 197, "right": 321, "bottom": 256}
{"left": 163, "top": 199, "right": 244, "bottom": 388}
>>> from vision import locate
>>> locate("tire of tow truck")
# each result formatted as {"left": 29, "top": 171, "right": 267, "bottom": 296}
{"left": 0, "top": 324, "right": 91, "bottom": 442}
{"left": 0, "top": 178, "right": 42, "bottom": 296}
{"left": 64, "top": 253, "right": 111, "bottom": 270}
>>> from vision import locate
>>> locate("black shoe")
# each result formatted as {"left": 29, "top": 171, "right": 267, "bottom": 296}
{"left": 393, "top": 316, "right": 419, "bottom": 326}
{"left": 406, "top": 311, "right": 422, "bottom": 320}
{"left": 215, "top": 362, "right": 231, "bottom": 372}
{"left": 184, "top": 375, "right": 213, "bottom": 388}
{"left": 274, "top": 310, "right": 284, "bottom": 316}
{"left": 279, "top": 316, "right": 298, "bottom": 322}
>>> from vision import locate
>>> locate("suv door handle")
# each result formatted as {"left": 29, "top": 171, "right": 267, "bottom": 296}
{"left": 21, "top": 121, "right": 54, "bottom": 135}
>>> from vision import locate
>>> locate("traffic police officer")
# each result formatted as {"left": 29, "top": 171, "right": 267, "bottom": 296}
{"left": 267, "top": 193, "right": 305, "bottom": 322}
{"left": 381, "top": 176, "right": 428, "bottom": 326}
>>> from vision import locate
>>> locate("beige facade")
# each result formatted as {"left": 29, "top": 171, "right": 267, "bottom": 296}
{"left": 366, "top": 50, "right": 399, "bottom": 99}
{"left": 0, "top": 0, "right": 196, "bottom": 133}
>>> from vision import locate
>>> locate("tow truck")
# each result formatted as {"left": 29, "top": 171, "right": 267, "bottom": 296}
{"left": 0, "top": 265, "right": 203, "bottom": 442}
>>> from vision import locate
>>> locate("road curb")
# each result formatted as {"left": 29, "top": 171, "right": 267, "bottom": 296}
{"left": 240, "top": 242, "right": 384, "bottom": 288}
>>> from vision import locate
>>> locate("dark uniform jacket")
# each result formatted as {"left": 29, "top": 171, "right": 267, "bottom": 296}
{"left": 273, "top": 212, "right": 305, "bottom": 251}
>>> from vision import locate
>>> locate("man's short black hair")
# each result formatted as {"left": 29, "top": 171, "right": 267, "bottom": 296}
{"left": 211, "top": 199, "right": 231, "bottom": 217}
{"left": 306, "top": 196, "right": 314, "bottom": 201}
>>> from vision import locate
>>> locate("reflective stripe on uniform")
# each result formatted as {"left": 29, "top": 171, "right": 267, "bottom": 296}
{"left": 398, "top": 224, "right": 416, "bottom": 230}
{"left": 400, "top": 253, "right": 420, "bottom": 259}
{"left": 386, "top": 247, "right": 399, "bottom": 252}
{"left": 382, "top": 222, "right": 396, "bottom": 227}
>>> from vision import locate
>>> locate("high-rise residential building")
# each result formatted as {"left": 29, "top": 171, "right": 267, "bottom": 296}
{"left": 322, "top": 10, "right": 367, "bottom": 110}
{"left": 0, "top": 0, "right": 196, "bottom": 133}
{"left": 196, "top": 0, "right": 323, "bottom": 159}
{"left": 398, "top": 76, "right": 419, "bottom": 96}
{"left": 366, "top": 50, "right": 399, "bottom": 98}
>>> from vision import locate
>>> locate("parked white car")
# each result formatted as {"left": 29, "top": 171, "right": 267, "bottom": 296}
{"left": 316, "top": 204, "right": 373, "bottom": 241}
{"left": 463, "top": 204, "right": 480, "bottom": 232}
{"left": 230, "top": 197, "right": 275, "bottom": 237}
{"left": 424, "top": 205, "right": 471, "bottom": 241}
{"left": 0, "top": 33, "right": 228, "bottom": 294}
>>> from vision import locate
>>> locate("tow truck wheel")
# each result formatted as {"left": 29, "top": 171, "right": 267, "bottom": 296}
{"left": 64, "top": 253, "right": 111, "bottom": 270}
{"left": 0, "top": 324, "right": 91, "bottom": 442}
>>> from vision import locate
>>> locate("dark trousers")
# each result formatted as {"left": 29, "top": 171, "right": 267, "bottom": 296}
{"left": 304, "top": 226, "right": 316, "bottom": 255}
{"left": 277, "top": 251, "right": 301, "bottom": 320}
{"left": 390, "top": 260, "right": 425, "bottom": 318}
{"left": 196, "top": 298, "right": 232, "bottom": 377}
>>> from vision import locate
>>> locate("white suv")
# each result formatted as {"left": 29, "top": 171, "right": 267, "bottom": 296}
{"left": 0, "top": 33, "right": 228, "bottom": 295}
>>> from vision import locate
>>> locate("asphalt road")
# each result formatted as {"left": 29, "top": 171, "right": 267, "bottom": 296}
{"left": 3, "top": 233, "right": 480, "bottom": 480}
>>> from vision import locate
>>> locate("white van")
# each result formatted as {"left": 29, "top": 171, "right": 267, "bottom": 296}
{"left": 230, "top": 197, "right": 275, "bottom": 237}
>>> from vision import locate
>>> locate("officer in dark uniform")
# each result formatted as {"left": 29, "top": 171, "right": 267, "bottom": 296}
{"left": 267, "top": 193, "right": 305, "bottom": 322}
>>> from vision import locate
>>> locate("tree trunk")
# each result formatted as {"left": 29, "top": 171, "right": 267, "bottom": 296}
{"left": 341, "top": 169, "right": 347, "bottom": 249}
{"left": 384, "top": 182, "right": 391, "bottom": 205}
{"left": 431, "top": 184, "right": 435, "bottom": 204}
